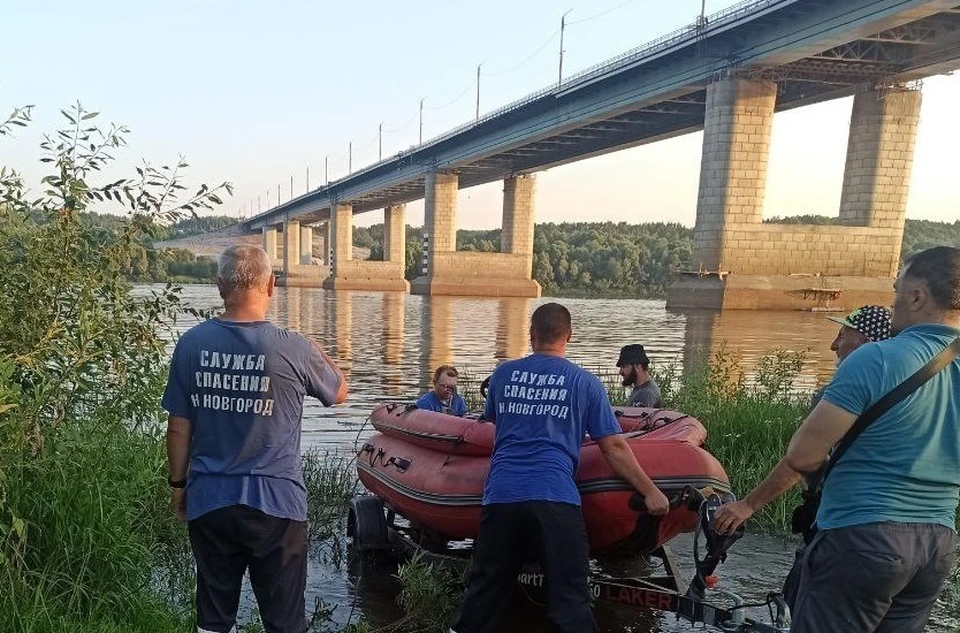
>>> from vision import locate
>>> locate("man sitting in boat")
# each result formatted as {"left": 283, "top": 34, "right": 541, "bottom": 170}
{"left": 416, "top": 365, "right": 468, "bottom": 416}
{"left": 450, "top": 302, "right": 670, "bottom": 633}
{"left": 616, "top": 343, "right": 663, "bottom": 407}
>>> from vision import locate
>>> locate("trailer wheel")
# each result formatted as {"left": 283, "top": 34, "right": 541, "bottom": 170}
{"left": 348, "top": 496, "right": 389, "bottom": 551}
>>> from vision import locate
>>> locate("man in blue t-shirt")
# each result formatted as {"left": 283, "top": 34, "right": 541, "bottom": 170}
{"left": 163, "top": 244, "right": 347, "bottom": 633}
{"left": 416, "top": 364, "right": 468, "bottom": 416}
{"left": 785, "top": 246, "right": 960, "bottom": 633}
{"left": 450, "top": 302, "right": 669, "bottom": 633}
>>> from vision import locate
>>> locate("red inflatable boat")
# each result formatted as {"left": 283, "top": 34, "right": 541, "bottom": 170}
{"left": 357, "top": 404, "right": 731, "bottom": 555}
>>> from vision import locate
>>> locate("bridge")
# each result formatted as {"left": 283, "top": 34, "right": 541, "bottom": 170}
{"left": 243, "top": 0, "right": 960, "bottom": 308}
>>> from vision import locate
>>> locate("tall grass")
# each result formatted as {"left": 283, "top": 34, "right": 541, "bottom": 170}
{"left": 0, "top": 103, "right": 228, "bottom": 632}
{"left": 0, "top": 415, "right": 194, "bottom": 633}
{"left": 304, "top": 450, "right": 361, "bottom": 568}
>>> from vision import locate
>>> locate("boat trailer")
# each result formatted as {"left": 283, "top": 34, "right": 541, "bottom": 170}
{"left": 348, "top": 486, "right": 792, "bottom": 632}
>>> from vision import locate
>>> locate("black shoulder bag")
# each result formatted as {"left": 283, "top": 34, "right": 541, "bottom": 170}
{"left": 791, "top": 336, "right": 960, "bottom": 541}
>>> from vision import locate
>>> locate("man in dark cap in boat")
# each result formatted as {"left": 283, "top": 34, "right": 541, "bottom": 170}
{"left": 616, "top": 343, "right": 663, "bottom": 408}
{"left": 163, "top": 244, "right": 348, "bottom": 633}
{"left": 781, "top": 247, "right": 959, "bottom": 633}
{"left": 450, "top": 302, "right": 670, "bottom": 633}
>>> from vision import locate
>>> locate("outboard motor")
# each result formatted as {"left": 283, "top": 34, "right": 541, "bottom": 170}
{"left": 686, "top": 491, "right": 745, "bottom": 601}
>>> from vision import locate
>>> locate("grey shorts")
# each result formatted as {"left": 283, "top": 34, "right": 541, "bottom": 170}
{"left": 791, "top": 521, "right": 955, "bottom": 633}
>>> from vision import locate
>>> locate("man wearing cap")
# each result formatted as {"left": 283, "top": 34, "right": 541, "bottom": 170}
{"left": 785, "top": 247, "right": 960, "bottom": 633}
{"left": 714, "top": 305, "right": 892, "bottom": 534}
{"left": 616, "top": 344, "right": 663, "bottom": 408}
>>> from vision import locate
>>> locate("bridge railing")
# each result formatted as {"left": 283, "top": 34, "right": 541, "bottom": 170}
{"left": 343, "top": 0, "right": 782, "bottom": 179}
{"left": 253, "top": 0, "right": 784, "bottom": 220}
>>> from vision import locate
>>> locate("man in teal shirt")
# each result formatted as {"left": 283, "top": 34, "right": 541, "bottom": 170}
{"left": 786, "top": 246, "right": 960, "bottom": 633}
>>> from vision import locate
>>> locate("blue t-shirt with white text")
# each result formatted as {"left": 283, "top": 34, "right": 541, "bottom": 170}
{"left": 416, "top": 391, "right": 468, "bottom": 416}
{"left": 482, "top": 354, "right": 622, "bottom": 506}
{"left": 819, "top": 323, "right": 960, "bottom": 531}
{"left": 161, "top": 318, "right": 342, "bottom": 522}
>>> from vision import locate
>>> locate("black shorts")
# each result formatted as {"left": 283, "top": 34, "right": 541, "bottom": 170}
{"left": 451, "top": 501, "right": 598, "bottom": 633}
{"left": 188, "top": 505, "right": 308, "bottom": 633}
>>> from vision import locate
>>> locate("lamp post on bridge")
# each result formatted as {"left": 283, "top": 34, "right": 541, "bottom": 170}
{"left": 476, "top": 63, "right": 483, "bottom": 120}
{"left": 419, "top": 97, "right": 424, "bottom": 145}
{"left": 349, "top": 142, "right": 353, "bottom": 174}
{"left": 379, "top": 122, "right": 383, "bottom": 161}
{"left": 558, "top": 9, "right": 572, "bottom": 87}
{"left": 325, "top": 155, "right": 329, "bottom": 185}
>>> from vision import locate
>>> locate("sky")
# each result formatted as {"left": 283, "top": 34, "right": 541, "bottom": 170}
{"left": 1, "top": 0, "right": 958, "bottom": 231}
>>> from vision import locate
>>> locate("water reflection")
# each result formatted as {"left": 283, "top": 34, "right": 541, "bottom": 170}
{"left": 382, "top": 292, "right": 405, "bottom": 397}
{"left": 496, "top": 297, "right": 530, "bottom": 361}
{"left": 163, "top": 286, "right": 849, "bottom": 450}
{"left": 418, "top": 296, "right": 455, "bottom": 392}
{"left": 675, "top": 308, "right": 840, "bottom": 392}
{"left": 332, "top": 291, "right": 353, "bottom": 369}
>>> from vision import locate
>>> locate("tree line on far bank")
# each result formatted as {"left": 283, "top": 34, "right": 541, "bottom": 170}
{"left": 357, "top": 216, "right": 960, "bottom": 298}
{"left": 106, "top": 213, "right": 960, "bottom": 297}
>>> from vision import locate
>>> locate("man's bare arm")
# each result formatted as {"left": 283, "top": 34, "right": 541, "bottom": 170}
{"left": 166, "top": 415, "right": 192, "bottom": 522}
{"left": 166, "top": 415, "right": 192, "bottom": 480}
{"left": 596, "top": 434, "right": 670, "bottom": 515}
{"left": 786, "top": 400, "right": 858, "bottom": 474}
{"left": 714, "top": 458, "right": 802, "bottom": 534}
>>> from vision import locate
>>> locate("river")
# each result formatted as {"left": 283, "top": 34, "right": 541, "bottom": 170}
{"left": 161, "top": 284, "right": 957, "bottom": 632}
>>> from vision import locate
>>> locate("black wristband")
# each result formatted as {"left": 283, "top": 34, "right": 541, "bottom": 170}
{"left": 167, "top": 476, "right": 187, "bottom": 489}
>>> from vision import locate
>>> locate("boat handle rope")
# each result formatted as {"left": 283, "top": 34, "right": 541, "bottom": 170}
{"left": 362, "top": 443, "right": 411, "bottom": 472}
{"left": 438, "top": 416, "right": 493, "bottom": 469}
{"left": 616, "top": 409, "right": 690, "bottom": 436}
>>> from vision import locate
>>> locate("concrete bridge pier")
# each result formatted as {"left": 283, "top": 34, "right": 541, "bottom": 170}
{"left": 322, "top": 203, "right": 409, "bottom": 291}
{"left": 299, "top": 225, "right": 314, "bottom": 264}
{"left": 411, "top": 172, "right": 541, "bottom": 297}
{"left": 282, "top": 220, "right": 300, "bottom": 274}
{"left": 277, "top": 219, "right": 329, "bottom": 287}
{"left": 318, "top": 221, "right": 330, "bottom": 266}
{"left": 262, "top": 226, "right": 279, "bottom": 267}
{"left": 838, "top": 86, "right": 922, "bottom": 271}
{"left": 667, "top": 78, "right": 922, "bottom": 311}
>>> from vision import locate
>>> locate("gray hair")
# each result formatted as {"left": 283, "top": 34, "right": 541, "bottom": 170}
{"left": 218, "top": 244, "right": 272, "bottom": 291}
